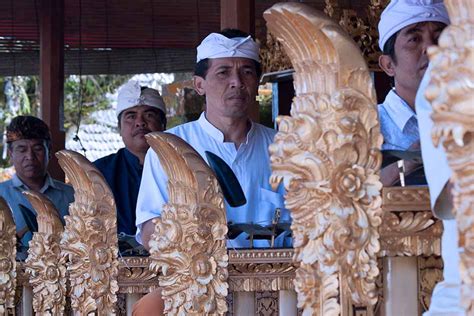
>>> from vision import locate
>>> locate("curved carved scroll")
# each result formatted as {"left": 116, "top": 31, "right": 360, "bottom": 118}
{"left": 265, "top": 3, "right": 383, "bottom": 315}
{"left": 0, "top": 197, "right": 16, "bottom": 315}
{"left": 56, "top": 150, "right": 119, "bottom": 315}
{"left": 426, "top": 0, "right": 474, "bottom": 312}
{"left": 146, "top": 132, "right": 228, "bottom": 315}
{"left": 24, "top": 191, "right": 66, "bottom": 315}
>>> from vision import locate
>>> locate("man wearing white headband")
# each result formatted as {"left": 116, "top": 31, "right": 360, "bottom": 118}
{"left": 377, "top": 0, "right": 449, "bottom": 186}
{"left": 94, "top": 80, "right": 166, "bottom": 238}
{"left": 133, "top": 29, "right": 289, "bottom": 315}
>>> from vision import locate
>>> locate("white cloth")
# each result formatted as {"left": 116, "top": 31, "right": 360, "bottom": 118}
{"left": 116, "top": 80, "right": 166, "bottom": 117}
{"left": 416, "top": 66, "right": 463, "bottom": 315}
{"left": 423, "top": 219, "right": 464, "bottom": 316}
{"left": 135, "top": 112, "right": 290, "bottom": 248}
{"left": 379, "top": 89, "right": 420, "bottom": 150}
{"left": 196, "top": 33, "right": 260, "bottom": 63}
{"left": 415, "top": 64, "right": 452, "bottom": 216}
{"left": 378, "top": 0, "right": 449, "bottom": 51}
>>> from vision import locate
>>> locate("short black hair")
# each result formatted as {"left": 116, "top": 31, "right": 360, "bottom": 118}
{"left": 194, "top": 28, "right": 262, "bottom": 79}
{"left": 382, "top": 32, "right": 399, "bottom": 63}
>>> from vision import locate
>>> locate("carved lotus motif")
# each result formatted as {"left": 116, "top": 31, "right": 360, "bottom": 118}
{"left": 146, "top": 133, "right": 228, "bottom": 315}
{"left": 265, "top": 3, "right": 383, "bottom": 315}
{"left": 56, "top": 150, "right": 119, "bottom": 315}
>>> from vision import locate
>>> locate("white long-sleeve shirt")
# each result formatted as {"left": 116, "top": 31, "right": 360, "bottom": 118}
{"left": 135, "top": 112, "right": 290, "bottom": 248}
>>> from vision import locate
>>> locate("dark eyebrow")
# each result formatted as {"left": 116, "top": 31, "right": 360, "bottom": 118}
{"left": 144, "top": 109, "right": 160, "bottom": 114}
{"left": 403, "top": 26, "right": 422, "bottom": 36}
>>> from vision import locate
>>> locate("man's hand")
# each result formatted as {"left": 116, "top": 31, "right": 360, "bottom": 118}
{"left": 141, "top": 219, "right": 156, "bottom": 252}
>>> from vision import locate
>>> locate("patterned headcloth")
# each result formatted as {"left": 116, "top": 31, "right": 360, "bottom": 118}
{"left": 378, "top": 0, "right": 449, "bottom": 51}
{"left": 6, "top": 115, "right": 51, "bottom": 143}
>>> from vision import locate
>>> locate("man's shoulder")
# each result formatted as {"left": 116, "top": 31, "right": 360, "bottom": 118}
{"left": 51, "top": 179, "right": 74, "bottom": 192}
{"left": 252, "top": 122, "right": 277, "bottom": 141}
{"left": 93, "top": 150, "right": 123, "bottom": 168}
{"left": 166, "top": 120, "right": 200, "bottom": 140}
{"left": 0, "top": 179, "right": 14, "bottom": 192}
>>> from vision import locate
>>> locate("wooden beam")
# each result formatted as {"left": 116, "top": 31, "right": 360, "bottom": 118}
{"left": 220, "top": 0, "right": 259, "bottom": 121}
{"left": 220, "top": 0, "right": 255, "bottom": 37}
{"left": 40, "top": 0, "right": 65, "bottom": 181}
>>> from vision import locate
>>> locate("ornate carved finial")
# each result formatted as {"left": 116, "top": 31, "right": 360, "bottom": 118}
{"left": 56, "top": 150, "right": 119, "bottom": 315}
{"left": 0, "top": 197, "right": 16, "bottom": 315}
{"left": 146, "top": 132, "right": 228, "bottom": 315}
{"left": 24, "top": 191, "right": 67, "bottom": 315}
{"left": 426, "top": 0, "right": 474, "bottom": 312}
{"left": 265, "top": 3, "right": 383, "bottom": 315}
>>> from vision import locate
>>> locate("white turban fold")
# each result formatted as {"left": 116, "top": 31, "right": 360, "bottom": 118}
{"left": 378, "top": 0, "right": 449, "bottom": 51}
{"left": 196, "top": 33, "right": 260, "bottom": 63}
{"left": 116, "top": 80, "right": 166, "bottom": 117}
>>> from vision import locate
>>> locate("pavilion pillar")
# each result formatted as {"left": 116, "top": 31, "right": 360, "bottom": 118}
{"left": 40, "top": 0, "right": 65, "bottom": 181}
{"left": 220, "top": 0, "right": 260, "bottom": 122}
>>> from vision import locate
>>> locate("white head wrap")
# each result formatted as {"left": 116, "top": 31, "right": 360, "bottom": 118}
{"left": 378, "top": 0, "right": 449, "bottom": 51}
{"left": 196, "top": 33, "right": 260, "bottom": 63}
{"left": 116, "top": 80, "right": 166, "bottom": 117}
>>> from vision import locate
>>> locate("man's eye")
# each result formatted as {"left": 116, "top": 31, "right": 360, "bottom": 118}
{"left": 408, "top": 35, "right": 420, "bottom": 43}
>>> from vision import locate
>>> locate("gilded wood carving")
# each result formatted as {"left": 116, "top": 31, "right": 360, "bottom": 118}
{"left": 265, "top": 3, "right": 383, "bottom": 315}
{"left": 56, "top": 150, "right": 119, "bottom": 315}
{"left": 146, "top": 132, "right": 228, "bottom": 315}
{"left": 24, "top": 191, "right": 66, "bottom": 315}
{"left": 0, "top": 197, "right": 16, "bottom": 315}
{"left": 425, "top": 0, "right": 474, "bottom": 313}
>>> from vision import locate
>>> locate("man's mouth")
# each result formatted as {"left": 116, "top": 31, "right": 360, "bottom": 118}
{"left": 228, "top": 94, "right": 246, "bottom": 100}
{"left": 133, "top": 129, "right": 151, "bottom": 137}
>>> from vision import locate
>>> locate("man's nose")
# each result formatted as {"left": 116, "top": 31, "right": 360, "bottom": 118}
{"left": 24, "top": 148, "right": 35, "bottom": 160}
{"left": 135, "top": 115, "right": 146, "bottom": 127}
{"left": 423, "top": 35, "right": 437, "bottom": 54}
{"left": 229, "top": 72, "right": 244, "bottom": 89}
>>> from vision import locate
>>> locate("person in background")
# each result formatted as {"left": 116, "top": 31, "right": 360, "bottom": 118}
{"left": 94, "top": 81, "right": 167, "bottom": 238}
{"left": 416, "top": 64, "right": 464, "bottom": 315}
{"left": 377, "top": 0, "right": 448, "bottom": 186}
{"left": 0, "top": 115, "right": 74, "bottom": 257}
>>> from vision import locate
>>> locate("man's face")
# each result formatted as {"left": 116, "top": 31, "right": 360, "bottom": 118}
{"left": 193, "top": 57, "right": 259, "bottom": 119}
{"left": 119, "top": 105, "right": 164, "bottom": 154}
{"left": 9, "top": 139, "right": 49, "bottom": 181}
{"left": 381, "top": 21, "right": 446, "bottom": 95}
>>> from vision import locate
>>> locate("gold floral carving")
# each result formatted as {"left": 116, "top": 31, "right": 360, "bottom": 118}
{"left": 265, "top": 3, "right": 383, "bottom": 315}
{"left": 0, "top": 197, "right": 16, "bottom": 315}
{"left": 146, "top": 132, "right": 229, "bottom": 315}
{"left": 379, "top": 212, "right": 442, "bottom": 257}
{"left": 425, "top": 0, "right": 474, "bottom": 312}
{"left": 56, "top": 150, "right": 119, "bottom": 315}
{"left": 118, "top": 257, "right": 160, "bottom": 294}
{"left": 418, "top": 256, "right": 443, "bottom": 313}
{"left": 23, "top": 191, "right": 67, "bottom": 315}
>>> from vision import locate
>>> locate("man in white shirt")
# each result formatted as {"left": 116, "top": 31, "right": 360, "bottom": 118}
{"left": 132, "top": 29, "right": 289, "bottom": 315}
{"left": 377, "top": 0, "right": 449, "bottom": 186}
{"left": 416, "top": 65, "right": 464, "bottom": 315}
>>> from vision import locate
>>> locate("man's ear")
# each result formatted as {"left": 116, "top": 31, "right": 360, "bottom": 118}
{"left": 379, "top": 55, "right": 396, "bottom": 77}
{"left": 193, "top": 76, "right": 206, "bottom": 96}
